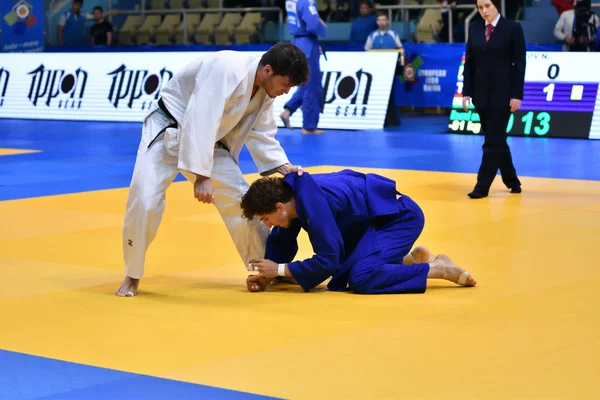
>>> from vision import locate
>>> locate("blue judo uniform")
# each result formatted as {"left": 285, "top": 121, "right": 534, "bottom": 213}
{"left": 284, "top": 0, "right": 326, "bottom": 130}
{"left": 265, "top": 170, "right": 431, "bottom": 294}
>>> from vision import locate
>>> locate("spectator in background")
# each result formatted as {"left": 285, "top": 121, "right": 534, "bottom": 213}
{"left": 364, "top": 11, "right": 403, "bottom": 50}
{"left": 552, "top": 0, "right": 574, "bottom": 16}
{"left": 90, "top": 6, "right": 113, "bottom": 46}
{"left": 439, "top": 0, "right": 456, "bottom": 42}
{"left": 350, "top": 1, "right": 378, "bottom": 44}
{"left": 439, "top": 0, "right": 477, "bottom": 42}
{"left": 554, "top": 0, "right": 600, "bottom": 51}
{"left": 57, "top": 0, "right": 117, "bottom": 47}
{"left": 57, "top": 0, "right": 92, "bottom": 47}
{"left": 337, "top": 0, "right": 361, "bottom": 20}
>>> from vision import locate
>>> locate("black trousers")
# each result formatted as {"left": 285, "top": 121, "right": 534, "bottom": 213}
{"left": 475, "top": 107, "right": 521, "bottom": 190}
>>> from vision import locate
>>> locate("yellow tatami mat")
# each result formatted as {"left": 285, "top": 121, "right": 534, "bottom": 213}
{"left": 1, "top": 166, "right": 599, "bottom": 399}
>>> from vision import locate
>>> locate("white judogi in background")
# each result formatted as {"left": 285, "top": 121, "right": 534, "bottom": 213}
{"left": 122, "top": 51, "right": 290, "bottom": 279}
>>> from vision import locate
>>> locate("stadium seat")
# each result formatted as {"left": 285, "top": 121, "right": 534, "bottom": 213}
{"left": 155, "top": 14, "right": 181, "bottom": 45}
{"left": 234, "top": 12, "right": 262, "bottom": 44}
{"left": 174, "top": 13, "right": 201, "bottom": 44}
{"left": 194, "top": 12, "right": 221, "bottom": 44}
{"left": 214, "top": 12, "right": 242, "bottom": 45}
{"left": 136, "top": 15, "right": 162, "bottom": 44}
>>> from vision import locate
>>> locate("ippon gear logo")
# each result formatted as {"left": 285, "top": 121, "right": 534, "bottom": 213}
{"left": 322, "top": 69, "right": 373, "bottom": 117}
{"left": 0, "top": 68, "right": 9, "bottom": 107}
{"left": 27, "top": 65, "right": 87, "bottom": 108}
{"left": 107, "top": 65, "right": 173, "bottom": 110}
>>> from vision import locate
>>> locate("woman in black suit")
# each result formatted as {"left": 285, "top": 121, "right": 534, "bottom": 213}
{"left": 462, "top": 0, "right": 526, "bottom": 199}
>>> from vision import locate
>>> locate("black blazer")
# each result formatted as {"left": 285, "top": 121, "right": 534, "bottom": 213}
{"left": 462, "top": 16, "right": 526, "bottom": 109}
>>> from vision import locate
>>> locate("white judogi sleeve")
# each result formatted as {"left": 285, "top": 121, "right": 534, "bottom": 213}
{"left": 177, "top": 67, "right": 239, "bottom": 178}
{"left": 245, "top": 98, "right": 290, "bottom": 174}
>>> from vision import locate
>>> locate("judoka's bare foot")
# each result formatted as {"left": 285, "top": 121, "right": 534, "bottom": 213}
{"left": 280, "top": 109, "right": 293, "bottom": 130}
{"left": 428, "top": 254, "right": 477, "bottom": 286}
{"left": 247, "top": 274, "right": 273, "bottom": 292}
{"left": 403, "top": 245, "right": 435, "bottom": 264}
{"left": 301, "top": 128, "right": 325, "bottom": 135}
{"left": 116, "top": 276, "right": 139, "bottom": 297}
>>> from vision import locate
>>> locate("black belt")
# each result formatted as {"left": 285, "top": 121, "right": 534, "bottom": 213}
{"left": 148, "top": 97, "right": 229, "bottom": 152}
{"left": 147, "top": 98, "right": 178, "bottom": 149}
{"left": 158, "top": 97, "right": 178, "bottom": 125}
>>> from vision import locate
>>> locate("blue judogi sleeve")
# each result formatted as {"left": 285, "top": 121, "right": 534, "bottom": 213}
{"left": 264, "top": 218, "right": 302, "bottom": 263}
{"left": 286, "top": 174, "right": 345, "bottom": 291}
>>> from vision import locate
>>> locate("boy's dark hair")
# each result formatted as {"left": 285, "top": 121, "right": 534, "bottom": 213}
{"left": 93, "top": 6, "right": 103, "bottom": 12}
{"left": 377, "top": 10, "right": 388, "bottom": 18}
{"left": 240, "top": 177, "right": 294, "bottom": 220}
{"left": 73, "top": 0, "right": 83, "bottom": 5}
{"left": 259, "top": 42, "right": 310, "bottom": 86}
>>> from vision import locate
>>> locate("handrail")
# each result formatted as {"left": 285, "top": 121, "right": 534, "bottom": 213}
{"left": 375, "top": 4, "right": 476, "bottom": 43}
{"left": 107, "top": 6, "right": 283, "bottom": 45}
{"left": 464, "top": 8, "right": 479, "bottom": 44}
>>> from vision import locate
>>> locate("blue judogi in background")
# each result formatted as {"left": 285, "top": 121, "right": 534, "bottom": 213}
{"left": 283, "top": 0, "right": 326, "bottom": 131}
{"left": 265, "top": 170, "right": 430, "bottom": 294}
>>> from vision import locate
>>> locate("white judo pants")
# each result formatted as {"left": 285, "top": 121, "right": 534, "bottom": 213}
{"left": 122, "top": 109, "right": 270, "bottom": 279}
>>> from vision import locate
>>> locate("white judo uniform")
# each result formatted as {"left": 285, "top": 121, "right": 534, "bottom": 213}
{"left": 122, "top": 51, "right": 290, "bottom": 279}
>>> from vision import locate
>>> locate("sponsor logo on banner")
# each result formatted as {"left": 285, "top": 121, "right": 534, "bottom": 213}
{"left": 107, "top": 64, "right": 173, "bottom": 110}
{"left": 0, "top": 51, "right": 398, "bottom": 129}
{"left": 3, "top": 0, "right": 38, "bottom": 37}
{"left": 323, "top": 69, "right": 372, "bottom": 118}
{"left": 1, "top": 0, "right": 44, "bottom": 52}
{"left": 0, "top": 68, "right": 9, "bottom": 107}
{"left": 27, "top": 64, "right": 87, "bottom": 108}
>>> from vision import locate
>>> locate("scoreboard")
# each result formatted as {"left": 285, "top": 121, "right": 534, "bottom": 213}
{"left": 448, "top": 52, "right": 600, "bottom": 139}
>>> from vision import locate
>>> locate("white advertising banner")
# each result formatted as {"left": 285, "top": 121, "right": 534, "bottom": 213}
{"left": 0, "top": 51, "right": 397, "bottom": 130}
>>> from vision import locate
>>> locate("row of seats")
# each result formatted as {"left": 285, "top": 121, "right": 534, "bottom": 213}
{"left": 145, "top": 0, "right": 221, "bottom": 10}
{"left": 117, "top": 11, "right": 262, "bottom": 45}
{"left": 112, "top": 4, "right": 455, "bottom": 46}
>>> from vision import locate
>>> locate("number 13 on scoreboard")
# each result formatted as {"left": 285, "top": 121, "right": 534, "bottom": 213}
{"left": 506, "top": 111, "right": 551, "bottom": 136}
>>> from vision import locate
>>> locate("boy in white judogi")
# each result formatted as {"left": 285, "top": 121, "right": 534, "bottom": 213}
{"left": 116, "top": 43, "right": 310, "bottom": 297}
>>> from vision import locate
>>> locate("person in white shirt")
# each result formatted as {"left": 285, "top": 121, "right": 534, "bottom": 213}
{"left": 116, "top": 43, "right": 309, "bottom": 297}
{"left": 554, "top": 0, "right": 600, "bottom": 51}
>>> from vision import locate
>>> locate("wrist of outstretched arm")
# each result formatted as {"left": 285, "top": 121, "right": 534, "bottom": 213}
{"left": 278, "top": 263, "right": 290, "bottom": 277}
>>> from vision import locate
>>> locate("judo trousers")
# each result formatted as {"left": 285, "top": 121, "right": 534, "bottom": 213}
{"left": 284, "top": 37, "right": 323, "bottom": 130}
{"left": 122, "top": 109, "right": 270, "bottom": 279}
{"left": 347, "top": 195, "right": 430, "bottom": 294}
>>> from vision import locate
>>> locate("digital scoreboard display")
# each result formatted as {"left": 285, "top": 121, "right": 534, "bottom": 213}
{"left": 448, "top": 52, "right": 600, "bottom": 139}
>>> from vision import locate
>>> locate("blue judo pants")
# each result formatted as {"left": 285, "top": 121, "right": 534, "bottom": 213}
{"left": 284, "top": 37, "right": 323, "bottom": 130}
{"left": 347, "top": 195, "right": 430, "bottom": 294}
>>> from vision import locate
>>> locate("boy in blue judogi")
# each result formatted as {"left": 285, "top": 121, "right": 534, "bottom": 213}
{"left": 241, "top": 170, "right": 477, "bottom": 294}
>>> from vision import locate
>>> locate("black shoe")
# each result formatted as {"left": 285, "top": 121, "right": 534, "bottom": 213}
{"left": 510, "top": 186, "right": 522, "bottom": 194}
{"left": 468, "top": 189, "right": 489, "bottom": 199}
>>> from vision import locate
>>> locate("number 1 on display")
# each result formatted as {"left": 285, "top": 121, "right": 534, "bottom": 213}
{"left": 543, "top": 83, "right": 555, "bottom": 102}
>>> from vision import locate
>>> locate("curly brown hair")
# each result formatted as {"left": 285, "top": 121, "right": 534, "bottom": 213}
{"left": 240, "top": 177, "right": 294, "bottom": 220}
